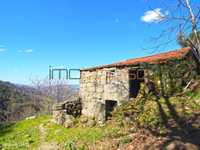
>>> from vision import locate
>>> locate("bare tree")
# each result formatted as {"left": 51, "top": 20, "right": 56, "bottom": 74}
{"left": 144, "top": 0, "right": 200, "bottom": 63}
{"left": 185, "top": 0, "right": 199, "bottom": 40}
{"left": 30, "top": 77, "right": 78, "bottom": 103}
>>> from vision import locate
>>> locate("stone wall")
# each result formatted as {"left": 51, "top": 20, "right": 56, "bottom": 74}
{"left": 80, "top": 51, "right": 200, "bottom": 123}
{"left": 52, "top": 98, "right": 81, "bottom": 127}
{"left": 80, "top": 67, "right": 129, "bottom": 123}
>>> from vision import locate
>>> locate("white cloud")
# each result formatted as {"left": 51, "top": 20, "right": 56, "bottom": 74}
{"left": 141, "top": 8, "right": 167, "bottom": 23}
{"left": 25, "top": 49, "right": 34, "bottom": 53}
{"left": 0, "top": 48, "right": 6, "bottom": 52}
{"left": 18, "top": 49, "right": 34, "bottom": 53}
{"left": 0, "top": 45, "right": 6, "bottom": 52}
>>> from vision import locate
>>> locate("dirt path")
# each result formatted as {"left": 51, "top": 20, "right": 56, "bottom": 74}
{"left": 38, "top": 124, "right": 59, "bottom": 150}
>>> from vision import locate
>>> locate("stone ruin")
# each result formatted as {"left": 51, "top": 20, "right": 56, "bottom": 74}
{"left": 52, "top": 97, "right": 82, "bottom": 128}
{"left": 52, "top": 47, "right": 200, "bottom": 127}
{"left": 79, "top": 47, "right": 200, "bottom": 124}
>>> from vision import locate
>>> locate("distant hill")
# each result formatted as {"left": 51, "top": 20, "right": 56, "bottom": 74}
{"left": 0, "top": 80, "right": 53, "bottom": 123}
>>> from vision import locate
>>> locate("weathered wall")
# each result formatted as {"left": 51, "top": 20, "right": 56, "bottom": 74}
{"left": 80, "top": 52, "right": 200, "bottom": 123}
{"left": 80, "top": 67, "right": 129, "bottom": 122}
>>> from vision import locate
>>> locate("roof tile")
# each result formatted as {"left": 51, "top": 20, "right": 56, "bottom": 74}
{"left": 81, "top": 47, "right": 191, "bottom": 71}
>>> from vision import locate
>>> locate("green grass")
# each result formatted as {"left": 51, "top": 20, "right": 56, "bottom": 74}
{"left": 45, "top": 122, "right": 121, "bottom": 149}
{"left": 0, "top": 115, "right": 49, "bottom": 150}
{"left": 0, "top": 87, "right": 199, "bottom": 150}
{"left": 0, "top": 115, "right": 121, "bottom": 150}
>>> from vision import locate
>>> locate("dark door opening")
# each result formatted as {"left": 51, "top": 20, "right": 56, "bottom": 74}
{"left": 129, "top": 69, "right": 144, "bottom": 98}
{"left": 105, "top": 100, "right": 117, "bottom": 120}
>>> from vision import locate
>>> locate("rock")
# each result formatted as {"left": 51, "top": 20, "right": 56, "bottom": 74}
{"left": 184, "top": 143, "right": 199, "bottom": 150}
{"left": 126, "top": 145, "right": 134, "bottom": 150}
{"left": 128, "top": 127, "right": 136, "bottom": 133}
{"left": 25, "top": 115, "right": 36, "bottom": 120}
{"left": 166, "top": 141, "right": 185, "bottom": 150}
{"left": 63, "top": 115, "right": 75, "bottom": 128}
{"left": 80, "top": 116, "right": 88, "bottom": 124}
{"left": 52, "top": 110, "right": 65, "bottom": 125}
{"left": 166, "top": 143, "right": 176, "bottom": 150}
{"left": 52, "top": 98, "right": 82, "bottom": 126}
{"left": 86, "top": 119, "right": 96, "bottom": 127}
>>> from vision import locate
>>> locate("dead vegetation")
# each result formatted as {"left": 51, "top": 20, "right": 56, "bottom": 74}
{"left": 97, "top": 80, "right": 200, "bottom": 150}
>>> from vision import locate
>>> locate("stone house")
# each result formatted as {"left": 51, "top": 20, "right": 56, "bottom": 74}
{"left": 80, "top": 47, "right": 200, "bottom": 123}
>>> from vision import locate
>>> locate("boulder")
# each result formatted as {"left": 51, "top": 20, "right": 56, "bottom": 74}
{"left": 52, "top": 98, "right": 82, "bottom": 127}
{"left": 52, "top": 110, "right": 65, "bottom": 124}
{"left": 166, "top": 141, "right": 185, "bottom": 150}
{"left": 86, "top": 119, "right": 96, "bottom": 127}
{"left": 63, "top": 115, "right": 75, "bottom": 128}
{"left": 166, "top": 142, "right": 176, "bottom": 150}
{"left": 80, "top": 116, "right": 88, "bottom": 124}
{"left": 184, "top": 143, "right": 199, "bottom": 150}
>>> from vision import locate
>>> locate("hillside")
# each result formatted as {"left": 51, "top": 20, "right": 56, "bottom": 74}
{"left": 0, "top": 82, "right": 200, "bottom": 150}
{"left": 0, "top": 81, "right": 53, "bottom": 123}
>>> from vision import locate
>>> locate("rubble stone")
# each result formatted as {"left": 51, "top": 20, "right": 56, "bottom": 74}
{"left": 52, "top": 99, "right": 81, "bottom": 127}
{"left": 63, "top": 115, "right": 75, "bottom": 128}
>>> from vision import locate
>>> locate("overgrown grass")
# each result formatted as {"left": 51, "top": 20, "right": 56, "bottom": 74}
{"left": 0, "top": 88, "right": 199, "bottom": 150}
{"left": 45, "top": 122, "right": 121, "bottom": 149}
{"left": 0, "top": 115, "right": 121, "bottom": 150}
{"left": 0, "top": 115, "right": 49, "bottom": 150}
{"left": 111, "top": 87, "right": 200, "bottom": 134}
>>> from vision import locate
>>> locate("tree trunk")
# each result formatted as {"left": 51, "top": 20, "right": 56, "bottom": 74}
{"left": 185, "top": 0, "right": 200, "bottom": 61}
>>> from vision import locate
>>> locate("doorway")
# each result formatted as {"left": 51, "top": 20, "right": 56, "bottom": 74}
{"left": 105, "top": 100, "right": 117, "bottom": 120}
{"left": 129, "top": 69, "right": 144, "bottom": 98}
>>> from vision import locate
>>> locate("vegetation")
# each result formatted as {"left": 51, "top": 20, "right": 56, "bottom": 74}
{"left": 0, "top": 85, "right": 200, "bottom": 150}
{"left": 0, "top": 116, "right": 49, "bottom": 150}
{"left": 45, "top": 123, "right": 120, "bottom": 149}
{"left": 0, "top": 81, "right": 199, "bottom": 149}
{"left": 0, "top": 80, "right": 53, "bottom": 123}
{"left": 107, "top": 84, "right": 200, "bottom": 149}
{"left": 177, "top": 31, "right": 200, "bottom": 47}
{"left": 0, "top": 115, "right": 122, "bottom": 150}
{"left": 113, "top": 91, "right": 200, "bottom": 130}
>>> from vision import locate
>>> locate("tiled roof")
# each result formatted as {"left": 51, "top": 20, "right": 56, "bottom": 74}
{"left": 81, "top": 47, "right": 191, "bottom": 71}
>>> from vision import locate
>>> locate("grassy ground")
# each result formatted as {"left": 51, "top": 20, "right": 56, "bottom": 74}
{"left": 107, "top": 86, "right": 200, "bottom": 149}
{"left": 0, "top": 116, "right": 49, "bottom": 150}
{"left": 0, "top": 115, "right": 122, "bottom": 150}
{"left": 44, "top": 122, "right": 121, "bottom": 149}
{"left": 112, "top": 87, "right": 200, "bottom": 129}
{"left": 0, "top": 86, "right": 200, "bottom": 150}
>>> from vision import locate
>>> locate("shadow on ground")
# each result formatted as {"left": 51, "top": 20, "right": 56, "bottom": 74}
{"left": 0, "top": 123, "right": 14, "bottom": 138}
{"left": 151, "top": 96, "right": 200, "bottom": 148}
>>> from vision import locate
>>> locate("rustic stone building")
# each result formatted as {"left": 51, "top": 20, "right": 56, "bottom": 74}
{"left": 80, "top": 47, "right": 200, "bottom": 123}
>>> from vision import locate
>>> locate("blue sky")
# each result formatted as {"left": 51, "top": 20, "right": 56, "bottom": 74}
{"left": 0, "top": 0, "right": 186, "bottom": 84}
